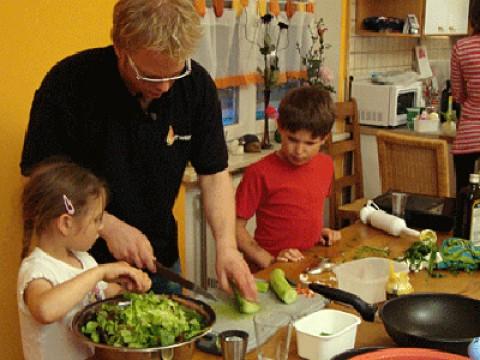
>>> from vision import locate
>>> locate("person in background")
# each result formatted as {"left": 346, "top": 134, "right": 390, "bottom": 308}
{"left": 20, "top": 0, "right": 256, "bottom": 300}
{"left": 18, "top": 160, "right": 151, "bottom": 360}
{"left": 235, "top": 87, "right": 341, "bottom": 271}
{"left": 451, "top": 0, "right": 480, "bottom": 195}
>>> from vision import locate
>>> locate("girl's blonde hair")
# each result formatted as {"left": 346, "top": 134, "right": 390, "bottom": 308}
{"left": 21, "top": 159, "right": 107, "bottom": 258}
{"left": 111, "top": 0, "right": 202, "bottom": 60}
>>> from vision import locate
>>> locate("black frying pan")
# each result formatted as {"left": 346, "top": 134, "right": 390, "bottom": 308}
{"left": 309, "top": 283, "right": 480, "bottom": 355}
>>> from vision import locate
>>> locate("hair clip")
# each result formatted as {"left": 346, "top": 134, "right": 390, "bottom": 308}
{"left": 63, "top": 194, "right": 75, "bottom": 215}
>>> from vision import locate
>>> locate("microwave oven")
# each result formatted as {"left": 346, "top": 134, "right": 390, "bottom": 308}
{"left": 351, "top": 81, "right": 423, "bottom": 127}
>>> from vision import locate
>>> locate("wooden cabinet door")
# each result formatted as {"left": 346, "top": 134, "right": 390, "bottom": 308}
{"left": 424, "top": 0, "right": 469, "bottom": 35}
{"left": 447, "top": 0, "right": 469, "bottom": 35}
{"left": 424, "top": 0, "right": 449, "bottom": 35}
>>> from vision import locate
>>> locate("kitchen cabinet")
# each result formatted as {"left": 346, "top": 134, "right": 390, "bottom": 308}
{"left": 356, "top": 0, "right": 469, "bottom": 37}
{"left": 355, "top": 0, "right": 424, "bottom": 37}
{"left": 423, "top": 0, "right": 469, "bottom": 35}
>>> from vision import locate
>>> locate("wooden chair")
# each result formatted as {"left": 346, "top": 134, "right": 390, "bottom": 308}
{"left": 327, "top": 99, "right": 367, "bottom": 229}
{"left": 376, "top": 131, "right": 451, "bottom": 197}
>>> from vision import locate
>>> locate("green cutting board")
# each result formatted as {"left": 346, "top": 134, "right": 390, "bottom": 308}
{"left": 201, "top": 287, "right": 327, "bottom": 352}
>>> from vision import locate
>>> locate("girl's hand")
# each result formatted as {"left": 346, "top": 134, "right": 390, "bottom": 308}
{"left": 276, "top": 248, "right": 304, "bottom": 263}
{"left": 319, "top": 228, "right": 342, "bottom": 246}
{"left": 100, "top": 262, "right": 152, "bottom": 293}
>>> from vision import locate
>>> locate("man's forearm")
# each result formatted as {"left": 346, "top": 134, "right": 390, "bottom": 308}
{"left": 98, "top": 211, "right": 118, "bottom": 240}
{"left": 198, "top": 170, "right": 237, "bottom": 249}
{"left": 200, "top": 170, "right": 258, "bottom": 300}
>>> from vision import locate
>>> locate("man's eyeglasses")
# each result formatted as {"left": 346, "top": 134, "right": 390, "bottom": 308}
{"left": 127, "top": 55, "right": 191, "bottom": 83}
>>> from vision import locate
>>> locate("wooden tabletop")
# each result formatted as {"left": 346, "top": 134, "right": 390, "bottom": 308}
{"left": 192, "top": 222, "right": 480, "bottom": 359}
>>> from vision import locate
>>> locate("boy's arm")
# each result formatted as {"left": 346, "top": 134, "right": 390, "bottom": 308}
{"left": 319, "top": 227, "right": 342, "bottom": 246}
{"left": 236, "top": 217, "right": 275, "bottom": 269}
{"left": 23, "top": 262, "right": 150, "bottom": 324}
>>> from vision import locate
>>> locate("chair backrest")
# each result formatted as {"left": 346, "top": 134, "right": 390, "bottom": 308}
{"left": 376, "top": 131, "right": 451, "bottom": 197}
{"left": 327, "top": 98, "right": 364, "bottom": 229}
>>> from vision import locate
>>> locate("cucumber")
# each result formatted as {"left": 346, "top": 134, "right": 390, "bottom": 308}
{"left": 233, "top": 286, "right": 261, "bottom": 314}
{"left": 256, "top": 280, "right": 269, "bottom": 293}
{"left": 269, "top": 268, "right": 297, "bottom": 304}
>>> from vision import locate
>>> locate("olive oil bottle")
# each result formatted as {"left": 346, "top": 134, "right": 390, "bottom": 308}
{"left": 454, "top": 173, "right": 480, "bottom": 245}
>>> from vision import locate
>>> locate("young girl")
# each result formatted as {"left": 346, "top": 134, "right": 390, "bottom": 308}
{"left": 17, "top": 160, "right": 152, "bottom": 360}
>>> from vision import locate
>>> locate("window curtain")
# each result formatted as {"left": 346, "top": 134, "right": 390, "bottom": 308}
{"left": 193, "top": 2, "right": 316, "bottom": 89}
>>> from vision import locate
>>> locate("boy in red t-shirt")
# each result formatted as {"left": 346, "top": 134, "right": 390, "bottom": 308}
{"left": 235, "top": 87, "right": 341, "bottom": 270}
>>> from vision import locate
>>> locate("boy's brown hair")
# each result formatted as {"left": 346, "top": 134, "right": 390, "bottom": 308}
{"left": 277, "top": 86, "right": 335, "bottom": 138}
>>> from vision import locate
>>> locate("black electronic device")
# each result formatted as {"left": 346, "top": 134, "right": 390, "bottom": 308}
{"left": 372, "top": 191, "right": 456, "bottom": 232}
{"left": 196, "top": 333, "right": 222, "bottom": 356}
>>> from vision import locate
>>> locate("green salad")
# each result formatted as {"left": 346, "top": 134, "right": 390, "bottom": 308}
{"left": 81, "top": 292, "right": 206, "bottom": 348}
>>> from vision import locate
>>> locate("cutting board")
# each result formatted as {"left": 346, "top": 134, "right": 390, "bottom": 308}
{"left": 200, "top": 287, "right": 327, "bottom": 352}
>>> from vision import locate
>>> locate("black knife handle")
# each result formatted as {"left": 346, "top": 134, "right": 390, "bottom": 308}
{"left": 309, "top": 283, "right": 377, "bottom": 322}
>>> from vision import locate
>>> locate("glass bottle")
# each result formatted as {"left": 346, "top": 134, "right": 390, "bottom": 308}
{"left": 454, "top": 173, "right": 480, "bottom": 245}
{"left": 440, "top": 80, "right": 451, "bottom": 122}
{"left": 441, "top": 95, "right": 457, "bottom": 136}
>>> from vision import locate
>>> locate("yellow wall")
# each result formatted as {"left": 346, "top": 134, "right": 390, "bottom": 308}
{"left": 337, "top": 0, "right": 350, "bottom": 102}
{"left": 0, "top": 2, "right": 116, "bottom": 358}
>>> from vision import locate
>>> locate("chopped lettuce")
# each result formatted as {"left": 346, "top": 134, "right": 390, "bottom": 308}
{"left": 81, "top": 293, "right": 206, "bottom": 348}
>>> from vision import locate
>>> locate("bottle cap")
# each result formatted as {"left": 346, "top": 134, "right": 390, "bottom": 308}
{"left": 470, "top": 173, "right": 480, "bottom": 184}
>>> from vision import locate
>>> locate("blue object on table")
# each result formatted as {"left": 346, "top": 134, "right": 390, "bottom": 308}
{"left": 437, "top": 238, "right": 480, "bottom": 271}
{"left": 469, "top": 337, "right": 480, "bottom": 360}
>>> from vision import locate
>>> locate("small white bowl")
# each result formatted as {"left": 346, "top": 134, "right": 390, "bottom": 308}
{"left": 294, "top": 309, "right": 361, "bottom": 360}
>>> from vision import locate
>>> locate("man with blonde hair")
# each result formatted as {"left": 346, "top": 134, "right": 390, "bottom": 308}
{"left": 21, "top": 0, "right": 257, "bottom": 301}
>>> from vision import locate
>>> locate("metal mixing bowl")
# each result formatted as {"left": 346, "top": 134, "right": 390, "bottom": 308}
{"left": 72, "top": 294, "right": 216, "bottom": 360}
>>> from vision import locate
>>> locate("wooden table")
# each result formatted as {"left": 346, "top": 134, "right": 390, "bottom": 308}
{"left": 193, "top": 222, "right": 480, "bottom": 359}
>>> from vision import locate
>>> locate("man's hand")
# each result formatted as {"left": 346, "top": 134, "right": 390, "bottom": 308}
{"left": 216, "top": 247, "right": 258, "bottom": 302}
{"left": 100, "top": 212, "right": 156, "bottom": 272}
{"left": 276, "top": 248, "right": 305, "bottom": 262}
{"left": 319, "top": 227, "right": 342, "bottom": 246}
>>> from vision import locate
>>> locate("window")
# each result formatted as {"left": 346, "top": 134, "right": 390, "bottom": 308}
{"left": 218, "top": 87, "right": 239, "bottom": 126}
{"left": 255, "top": 80, "right": 302, "bottom": 120}
{"left": 219, "top": 80, "right": 303, "bottom": 141}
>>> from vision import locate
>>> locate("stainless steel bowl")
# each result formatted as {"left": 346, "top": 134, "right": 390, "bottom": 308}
{"left": 72, "top": 294, "right": 216, "bottom": 360}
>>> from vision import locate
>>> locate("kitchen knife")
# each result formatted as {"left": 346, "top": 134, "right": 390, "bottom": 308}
{"left": 155, "top": 260, "right": 218, "bottom": 301}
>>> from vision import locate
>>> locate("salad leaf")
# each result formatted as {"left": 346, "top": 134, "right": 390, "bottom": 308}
{"left": 81, "top": 292, "right": 206, "bottom": 348}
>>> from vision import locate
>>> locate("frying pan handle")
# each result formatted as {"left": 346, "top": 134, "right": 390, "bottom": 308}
{"left": 309, "top": 283, "right": 377, "bottom": 322}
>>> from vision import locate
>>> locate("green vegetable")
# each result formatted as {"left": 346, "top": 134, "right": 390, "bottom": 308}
{"left": 81, "top": 292, "right": 206, "bottom": 348}
{"left": 269, "top": 268, "right": 297, "bottom": 304}
{"left": 233, "top": 286, "right": 260, "bottom": 314}
{"left": 397, "top": 238, "right": 442, "bottom": 277}
{"left": 319, "top": 331, "right": 332, "bottom": 336}
{"left": 256, "top": 280, "right": 269, "bottom": 293}
{"left": 354, "top": 245, "right": 390, "bottom": 259}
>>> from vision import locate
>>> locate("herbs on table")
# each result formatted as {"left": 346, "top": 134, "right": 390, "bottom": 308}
{"left": 396, "top": 229, "right": 443, "bottom": 277}
{"left": 353, "top": 245, "right": 390, "bottom": 259}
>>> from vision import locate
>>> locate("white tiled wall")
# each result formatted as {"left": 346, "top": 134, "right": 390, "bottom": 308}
{"left": 348, "top": 0, "right": 454, "bottom": 81}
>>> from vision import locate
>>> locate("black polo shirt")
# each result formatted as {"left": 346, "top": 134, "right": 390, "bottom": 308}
{"left": 21, "top": 46, "right": 228, "bottom": 266}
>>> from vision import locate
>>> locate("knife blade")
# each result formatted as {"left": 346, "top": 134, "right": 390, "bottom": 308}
{"left": 155, "top": 260, "right": 218, "bottom": 301}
